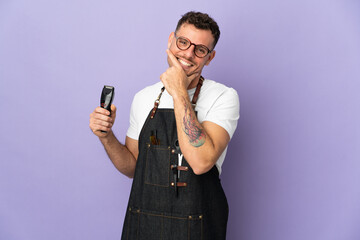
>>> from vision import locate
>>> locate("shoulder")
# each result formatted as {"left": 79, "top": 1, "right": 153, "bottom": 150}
{"left": 198, "top": 79, "right": 239, "bottom": 106}
{"left": 133, "top": 81, "right": 163, "bottom": 102}
{"left": 127, "top": 82, "right": 163, "bottom": 140}
{"left": 130, "top": 81, "right": 162, "bottom": 116}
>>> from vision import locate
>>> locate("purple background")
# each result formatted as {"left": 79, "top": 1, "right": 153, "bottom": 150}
{"left": 1, "top": 0, "right": 359, "bottom": 239}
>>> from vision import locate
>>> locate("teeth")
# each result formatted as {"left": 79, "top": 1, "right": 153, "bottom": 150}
{"left": 178, "top": 58, "right": 192, "bottom": 67}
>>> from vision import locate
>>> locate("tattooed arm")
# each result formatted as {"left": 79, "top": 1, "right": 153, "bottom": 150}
{"left": 172, "top": 93, "right": 230, "bottom": 175}
{"left": 182, "top": 97, "right": 206, "bottom": 147}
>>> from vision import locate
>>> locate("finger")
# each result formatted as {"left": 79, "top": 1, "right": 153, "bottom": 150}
{"left": 95, "top": 106, "right": 111, "bottom": 116}
{"left": 90, "top": 115, "right": 113, "bottom": 130}
{"left": 91, "top": 111, "right": 112, "bottom": 122}
{"left": 89, "top": 116, "right": 112, "bottom": 130}
{"left": 92, "top": 118, "right": 113, "bottom": 128}
{"left": 166, "top": 49, "right": 182, "bottom": 68}
{"left": 94, "top": 125, "right": 112, "bottom": 135}
{"left": 89, "top": 120, "right": 112, "bottom": 134}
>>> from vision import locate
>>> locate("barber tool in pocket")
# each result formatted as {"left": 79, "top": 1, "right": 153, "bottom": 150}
{"left": 150, "top": 130, "right": 160, "bottom": 145}
{"left": 171, "top": 139, "right": 186, "bottom": 196}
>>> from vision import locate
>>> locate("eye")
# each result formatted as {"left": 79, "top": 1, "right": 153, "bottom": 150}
{"left": 196, "top": 47, "right": 207, "bottom": 55}
{"left": 178, "top": 38, "right": 188, "bottom": 46}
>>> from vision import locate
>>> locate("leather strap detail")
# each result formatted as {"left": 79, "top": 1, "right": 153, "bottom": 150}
{"left": 171, "top": 165, "right": 188, "bottom": 171}
{"left": 171, "top": 182, "right": 187, "bottom": 187}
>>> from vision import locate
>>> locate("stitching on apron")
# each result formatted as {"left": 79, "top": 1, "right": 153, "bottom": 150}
{"left": 130, "top": 208, "right": 203, "bottom": 220}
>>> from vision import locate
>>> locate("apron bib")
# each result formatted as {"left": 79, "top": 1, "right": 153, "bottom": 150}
{"left": 121, "top": 77, "right": 228, "bottom": 240}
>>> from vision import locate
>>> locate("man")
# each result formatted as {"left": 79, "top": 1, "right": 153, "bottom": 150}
{"left": 89, "top": 11, "right": 239, "bottom": 240}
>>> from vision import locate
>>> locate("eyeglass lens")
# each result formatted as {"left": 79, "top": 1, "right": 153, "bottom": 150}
{"left": 176, "top": 37, "right": 209, "bottom": 58}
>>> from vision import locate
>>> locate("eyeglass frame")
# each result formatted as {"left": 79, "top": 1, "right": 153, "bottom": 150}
{"left": 174, "top": 33, "right": 213, "bottom": 58}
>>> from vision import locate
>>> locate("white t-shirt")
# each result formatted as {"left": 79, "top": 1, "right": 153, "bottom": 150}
{"left": 127, "top": 79, "right": 240, "bottom": 174}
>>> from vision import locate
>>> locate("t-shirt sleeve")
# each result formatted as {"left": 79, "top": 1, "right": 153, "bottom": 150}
{"left": 203, "top": 88, "right": 240, "bottom": 139}
{"left": 126, "top": 93, "right": 140, "bottom": 140}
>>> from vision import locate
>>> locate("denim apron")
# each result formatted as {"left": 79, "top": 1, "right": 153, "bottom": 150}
{"left": 121, "top": 77, "right": 229, "bottom": 240}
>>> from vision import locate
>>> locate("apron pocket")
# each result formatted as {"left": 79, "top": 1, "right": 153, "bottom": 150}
{"left": 127, "top": 208, "right": 203, "bottom": 240}
{"left": 187, "top": 215, "right": 203, "bottom": 240}
{"left": 144, "top": 144, "right": 170, "bottom": 187}
{"left": 124, "top": 208, "right": 140, "bottom": 240}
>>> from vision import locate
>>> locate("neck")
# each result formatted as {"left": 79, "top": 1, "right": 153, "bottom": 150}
{"left": 187, "top": 75, "right": 201, "bottom": 89}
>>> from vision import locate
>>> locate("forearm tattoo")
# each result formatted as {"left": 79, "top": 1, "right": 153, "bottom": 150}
{"left": 182, "top": 98, "right": 206, "bottom": 147}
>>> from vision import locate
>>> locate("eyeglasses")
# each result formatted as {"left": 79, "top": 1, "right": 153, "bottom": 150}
{"left": 175, "top": 34, "right": 212, "bottom": 58}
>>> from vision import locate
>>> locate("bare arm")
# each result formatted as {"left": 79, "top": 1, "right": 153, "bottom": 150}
{"left": 99, "top": 134, "right": 138, "bottom": 178}
{"left": 89, "top": 105, "right": 138, "bottom": 178}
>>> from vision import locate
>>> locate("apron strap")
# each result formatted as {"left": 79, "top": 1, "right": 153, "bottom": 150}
{"left": 150, "top": 76, "right": 204, "bottom": 119}
{"left": 191, "top": 76, "right": 204, "bottom": 108}
{"left": 150, "top": 87, "right": 165, "bottom": 119}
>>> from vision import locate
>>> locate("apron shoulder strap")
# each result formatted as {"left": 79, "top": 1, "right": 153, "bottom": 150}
{"left": 191, "top": 76, "right": 204, "bottom": 108}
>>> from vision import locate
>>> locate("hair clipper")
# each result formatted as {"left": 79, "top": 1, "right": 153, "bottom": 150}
{"left": 100, "top": 85, "right": 115, "bottom": 113}
{"left": 100, "top": 85, "right": 115, "bottom": 133}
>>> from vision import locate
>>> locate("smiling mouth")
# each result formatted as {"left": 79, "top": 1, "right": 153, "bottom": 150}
{"left": 177, "top": 58, "right": 193, "bottom": 67}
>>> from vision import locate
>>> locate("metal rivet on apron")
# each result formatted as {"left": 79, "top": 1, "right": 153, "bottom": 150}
{"left": 199, "top": 215, "right": 203, "bottom": 219}
{"left": 171, "top": 182, "right": 175, "bottom": 186}
{"left": 136, "top": 209, "right": 140, "bottom": 213}
{"left": 147, "top": 143, "right": 150, "bottom": 148}
{"left": 188, "top": 216, "right": 192, "bottom": 219}
{"left": 171, "top": 149, "right": 175, "bottom": 154}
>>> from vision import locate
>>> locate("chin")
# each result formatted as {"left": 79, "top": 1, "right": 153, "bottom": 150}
{"left": 184, "top": 67, "right": 197, "bottom": 76}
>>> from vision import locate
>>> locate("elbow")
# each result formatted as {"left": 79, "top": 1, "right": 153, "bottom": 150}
{"left": 118, "top": 167, "right": 135, "bottom": 179}
{"left": 191, "top": 161, "right": 215, "bottom": 175}
{"left": 127, "top": 170, "right": 135, "bottom": 179}
{"left": 193, "top": 168, "right": 208, "bottom": 175}
{"left": 185, "top": 152, "right": 219, "bottom": 175}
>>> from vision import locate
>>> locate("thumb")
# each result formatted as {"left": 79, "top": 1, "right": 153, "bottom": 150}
{"left": 110, "top": 104, "right": 117, "bottom": 117}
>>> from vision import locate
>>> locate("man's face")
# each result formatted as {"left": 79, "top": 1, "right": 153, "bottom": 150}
{"left": 168, "top": 23, "right": 216, "bottom": 78}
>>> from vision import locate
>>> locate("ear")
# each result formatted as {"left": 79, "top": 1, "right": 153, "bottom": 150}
{"left": 205, "top": 50, "right": 216, "bottom": 66}
{"left": 167, "top": 32, "right": 175, "bottom": 49}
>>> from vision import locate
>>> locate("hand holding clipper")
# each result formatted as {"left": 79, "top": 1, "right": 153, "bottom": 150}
{"left": 89, "top": 86, "right": 116, "bottom": 137}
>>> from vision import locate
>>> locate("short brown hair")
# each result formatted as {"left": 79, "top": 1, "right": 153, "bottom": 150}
{"left": 175, "top": 11, "right": 220, "bottom": 49}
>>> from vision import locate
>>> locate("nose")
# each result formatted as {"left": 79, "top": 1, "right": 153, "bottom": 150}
{"left": 183, "top": 44, "right": 196, "bottom": 59}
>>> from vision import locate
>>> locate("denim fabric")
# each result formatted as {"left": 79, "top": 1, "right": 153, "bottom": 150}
{"left": 121, "top": 109, "right": 228, "bottom": 240}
